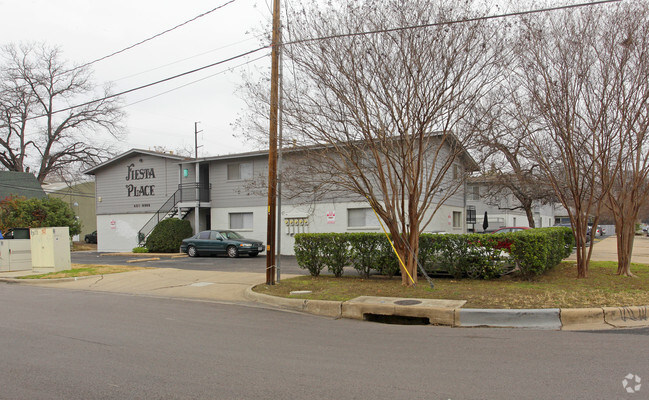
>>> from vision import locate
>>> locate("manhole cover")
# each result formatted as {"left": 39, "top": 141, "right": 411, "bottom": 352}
{"left": 394, "top": 300, "right": 422, "bottom": 306}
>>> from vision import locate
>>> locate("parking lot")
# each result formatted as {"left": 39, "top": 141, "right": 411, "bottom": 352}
{"left": 71, "top": 251, "right": 305, "bottom": 275}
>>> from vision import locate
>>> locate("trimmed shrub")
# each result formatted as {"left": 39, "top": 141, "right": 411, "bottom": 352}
{"left": 294, "top": 234, "right": 325, "bottom": 276}
{"left": 376, "top": 236, "right": 400, "bottom": 278}
{"left": 292, "top": 227, "right": 574, "bottom": 280}
{"left": 132, "top": 247, "right": 149, "bottom": 253}
{"left": 145, "top": 219, "right": 193, "bottom": 253}
{"left": 320, "top": 233, "right": 349, "bottom": 277}
{"left": 508, "top": 227, "right": 574, "bottom": 279}
{"left": 347, "top": 233, "right": 382, "bottom": 278}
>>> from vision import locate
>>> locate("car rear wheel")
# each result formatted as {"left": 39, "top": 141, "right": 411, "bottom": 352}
{"left": 227, "top": 245, "right": 238, "bottom": 258}
{"left": 187, "top": 245, "right": 198, "bottom": 257}
{"left": 85, "top": 237, "right": 90, "bottom": 243}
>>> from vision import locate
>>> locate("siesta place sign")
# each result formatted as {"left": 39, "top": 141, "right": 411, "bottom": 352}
{"left": 125, "top": 163, "right": 155, "bottom": 197}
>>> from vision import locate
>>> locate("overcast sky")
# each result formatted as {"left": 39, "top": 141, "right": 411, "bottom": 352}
{"left": 0, "top": 0, "right": 272, "bottom": 157}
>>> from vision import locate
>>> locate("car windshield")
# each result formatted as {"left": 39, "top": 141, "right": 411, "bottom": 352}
{"left": 220, "top": 231, "right": 244, "bottom": 240}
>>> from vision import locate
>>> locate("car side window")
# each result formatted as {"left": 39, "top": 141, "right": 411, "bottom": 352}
{"left": 210, "top": 231, "right": 220, "bottom": 240}
{"left": 199, "top": 231, "right": 211, "bottom": 239}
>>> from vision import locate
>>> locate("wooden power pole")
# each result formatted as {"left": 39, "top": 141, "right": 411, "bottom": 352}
{"left": 266, "top": 0, "right": 281, "bottom": 285}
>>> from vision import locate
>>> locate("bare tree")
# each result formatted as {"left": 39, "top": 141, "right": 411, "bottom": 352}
{"left": 0, "top": 43, "right": 125, "bottom": 183}
{"left": 514, "top": 7, "right": 616, "bottom": 278}
{"left": 240, "top": 0, "right": 504, "bottom": 286}
{"left": 473, "top": 86, "right": 557, "bottom": 227}
{"left": 597, "top": 3, "right": 649, "bottom": 276}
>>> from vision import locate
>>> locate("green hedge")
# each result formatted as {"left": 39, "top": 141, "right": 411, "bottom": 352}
{"left": 294, "top": 227, "right": 574, "bottom": 280}
{"left": 145, "top": 219, "right": 193, "bottom": 253}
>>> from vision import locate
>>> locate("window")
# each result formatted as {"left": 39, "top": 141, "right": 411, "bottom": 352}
{"left": 453, "top": 164, "right": 461, "bottom": 179}
{"left": 348, "top": 208, "right": 379, "bottom": 228}
{"left": 227, "top": 162, "right": 253, "bottom": 180}
{"left": 229, "top": 212, "right": 253, "bottom": 230}
{"left": 468, "top": 185, "right": 480, "bottom": 201}
{"left": 452, "top": 211, "right": 462, "bottom": 228}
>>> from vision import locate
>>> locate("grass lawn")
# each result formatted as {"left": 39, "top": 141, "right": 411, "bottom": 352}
{"left": 19, "top": 264, "right": 150, "bottom": 279}
{"left": 71, "top": 242, "right": 97, "bottom": 252}
{"left": 253, "top": 261, "right": 649, "bottom": 309}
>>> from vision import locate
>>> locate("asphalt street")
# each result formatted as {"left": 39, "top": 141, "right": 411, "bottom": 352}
{"left": 71, "top": 252, "right": 306, "bottom": 275}
{"left": 1, "top": 284, "right": 647, "bottom": 400}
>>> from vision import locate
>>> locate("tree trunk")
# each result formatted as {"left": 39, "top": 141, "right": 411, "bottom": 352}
{"left": 524, "top": 204, "right": 536, "bottom": 228}
{"left": 616, "top": 223, "right": 635, "bottom": 276}
{"left": 574, "top": 221, "right": 589, "bottom": 278}
{"left": 398, "top": 233, "right": 419, "bottom": 287}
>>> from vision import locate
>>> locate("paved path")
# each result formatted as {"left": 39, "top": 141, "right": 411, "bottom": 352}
{"left": 2, "top": 268, "right": 297, "bottom": 303}
{"left": 567, "top": 234, "right": 649, "bottom": 264}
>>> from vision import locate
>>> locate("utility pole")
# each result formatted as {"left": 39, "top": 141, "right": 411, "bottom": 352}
{"left": 276, "top": 39, "right": 284, "bottom": 283}
{"left": 194, "top": 121, "right": 203, "bottom": 159}
{"left": 266, "top": 0, "right": 280, "bottom": 285}
{"left": 194, "top": 122, "right": 203, "bottom": 234}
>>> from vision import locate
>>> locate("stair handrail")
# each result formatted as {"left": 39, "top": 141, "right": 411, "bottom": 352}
{"left": 137, "top": 189, "right": 181, "bottom": 245}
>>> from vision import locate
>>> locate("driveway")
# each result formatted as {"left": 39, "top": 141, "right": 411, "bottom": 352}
{"left": 7, "top": 253, "right": 306, "bottom": 303}
{"left": 71, "top": 252, "right": 306, "bottom": 275}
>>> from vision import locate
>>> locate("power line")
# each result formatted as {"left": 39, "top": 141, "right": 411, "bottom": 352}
{"left": 124, "top": 53, "right": 269, "bottom": 108}
{"left": 22, "top": 0, "right": 620, "bottom": 121}
{"left": 67, "top": 0, "right": 241, "bottom": 74}
{"left": 0, "top": 0, "right": 241, "bottom": 97}
{"left": 112, "top": 34, "right": 264, "bottom": 83}
{"left": 25, "top": 45, "right": 270, "bottom": 121}
{"left": 283, "top": 0, "right": 622, "bottom": 46}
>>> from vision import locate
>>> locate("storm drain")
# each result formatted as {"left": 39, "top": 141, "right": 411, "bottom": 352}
{"left": 363, "top": 314, "right": 430, "bottom": 325}
{"left": 394, "top": 299, "right": 422, "bottom": 306}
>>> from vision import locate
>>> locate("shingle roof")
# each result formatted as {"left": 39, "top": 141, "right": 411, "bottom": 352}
{"left": 0, "top": 171, "right": 46, "bottom": 200}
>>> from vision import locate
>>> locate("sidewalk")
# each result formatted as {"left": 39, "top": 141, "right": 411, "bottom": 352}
{"left": 567, "top": 234, "right": 649, "bottom": 264}
{"left": 0, "top": 268, "right": 296, "bottom": 303}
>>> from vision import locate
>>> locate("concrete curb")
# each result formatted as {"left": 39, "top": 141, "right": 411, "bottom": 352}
{"left": 559, "top": 308, "right": 610, "bottom": 330}
{"left": 244, "top": 287, "right": 342, "bottom": 318}
{"left": 457, "top": 308, "right": 561, "bottom": 329}
{"left": 0, "top": 275, "right": 99, "bottom": 284}
{"left": 99, "top": 252, "right": 187, "bottom": 258}
{"left": 245, "top": 286, "right": 649, "bottom": 330}
{"left": 604, "top": 306, "right": 649, "bottom": 328}
{"left": 126, "top": 257, "right": 161, "bottom": 263}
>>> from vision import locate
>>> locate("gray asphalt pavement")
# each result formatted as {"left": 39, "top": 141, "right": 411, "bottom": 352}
{"left": 1, "top": 284, "right": 647, "bottom": 400}
{"left": 71, "top": 251, "right": 306, "bottom": 274}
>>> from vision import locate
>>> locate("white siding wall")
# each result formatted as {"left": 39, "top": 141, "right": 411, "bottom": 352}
{"left": 97, "top": 213, "right": 154, "bottom": 252}
{"left": 211, "top": 201, "right": 466, "bottom": 256}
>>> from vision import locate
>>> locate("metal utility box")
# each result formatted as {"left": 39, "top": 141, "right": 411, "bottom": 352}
{"left": 30, "top": 227, "right": 71, "bottom": 273}
{"left": 0, "top": 239, "right": 32, "bottom": 272}
{"left": 6, "top": 228, "right": 31, "bottom": 239}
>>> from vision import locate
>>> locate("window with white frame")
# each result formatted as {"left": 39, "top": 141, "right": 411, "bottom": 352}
{"left": 227, "top": 162, "right": 253, "bottom": 180}
{"left": 452, "top": 211, "right": 462, "bottom": 228}
{"left": 348, "top": 208, "right": 379, "bottom": 228}
{"left": 229, "top": 212, "right": 253, "bottom": 230}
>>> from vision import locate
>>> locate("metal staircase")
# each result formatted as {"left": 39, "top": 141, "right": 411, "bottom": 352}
{"left": 137, "top": 183, "right": 210, "bottom": 246}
